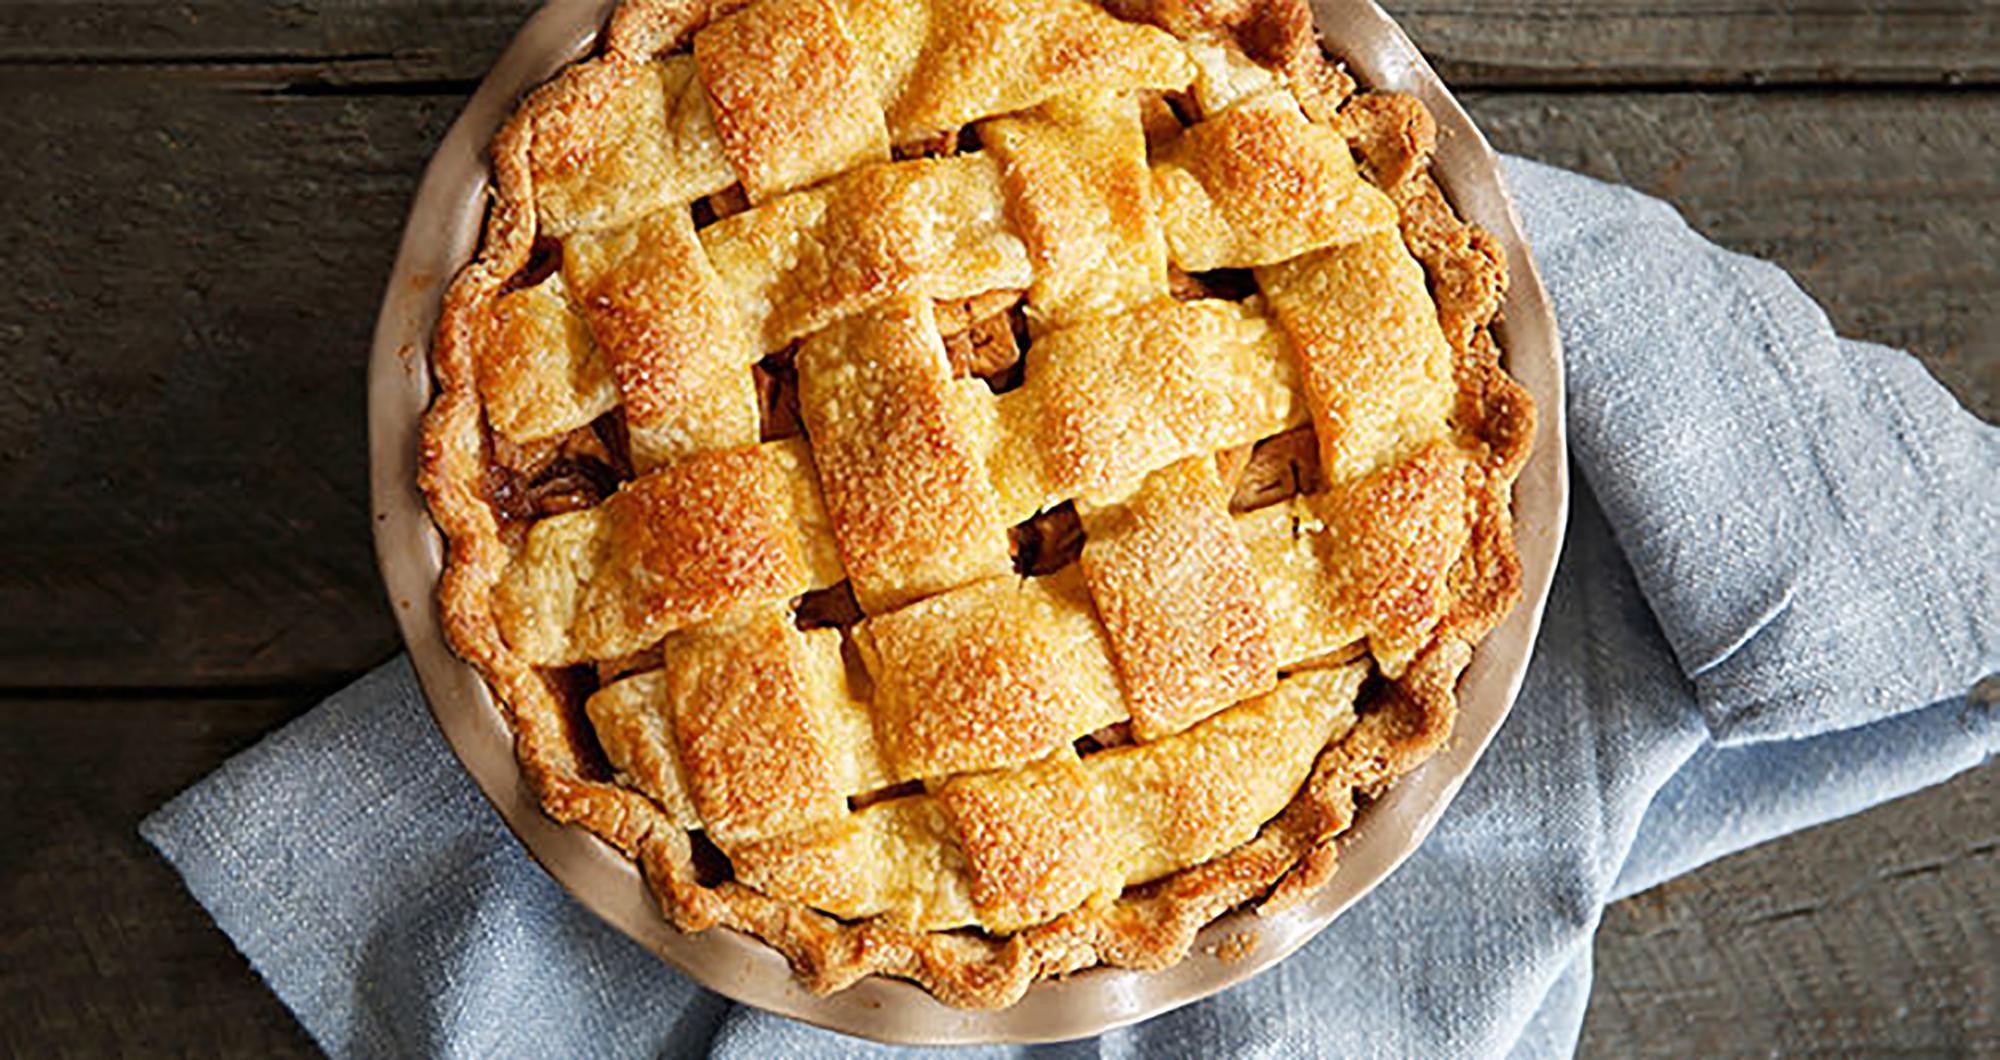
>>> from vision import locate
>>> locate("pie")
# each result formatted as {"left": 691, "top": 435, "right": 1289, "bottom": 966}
{"left": 420, "top": 0, "right": 1534, "bottom": 1009}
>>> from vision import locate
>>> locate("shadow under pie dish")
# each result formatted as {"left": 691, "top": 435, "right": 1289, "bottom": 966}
{"left": 383, "top": 0, "right": 1564, "bottom": 1034}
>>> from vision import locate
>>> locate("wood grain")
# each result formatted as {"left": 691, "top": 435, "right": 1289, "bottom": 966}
{"left": 1398, "top": 0, "right": 2000, "bottom": 87}
{"left": 0, "top": 697, "right": 319, "bottom": 1056}
{"left": 3, "top": 1, "right": 1997, "bottom": 87}
{"left": 1582, "top": 762, "right": 1999, "bottom": 1057}
{"left": 0, "top": 72, "right": 459, "bottom": 688}
{"left": 1464, "top": 90, "right": 2000, "bottom": 416}
{"left": 0, "top": 2, "right": 533, "bottom": 85}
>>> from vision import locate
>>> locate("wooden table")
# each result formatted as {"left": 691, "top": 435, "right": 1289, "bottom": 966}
{"left": 2, "top": 2, "right": 1994, "bottom": 1054}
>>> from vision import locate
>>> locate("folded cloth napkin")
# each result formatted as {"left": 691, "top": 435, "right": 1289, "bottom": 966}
{"left": 144, "top": 157, "right": 2000, "bottom": 1058}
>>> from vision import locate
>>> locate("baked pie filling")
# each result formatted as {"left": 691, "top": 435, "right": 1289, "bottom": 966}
{"left": 422, "top": 0, "right": 1534, "bottom": 1008}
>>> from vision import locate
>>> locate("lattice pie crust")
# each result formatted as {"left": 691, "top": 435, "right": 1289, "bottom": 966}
{"left": 421, "top": 0, "right": 1534, "bottom": 1008}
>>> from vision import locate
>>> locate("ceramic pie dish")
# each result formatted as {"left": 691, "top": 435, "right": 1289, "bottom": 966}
{"left": 370, "top": 0, "right": 1567, "bottom": 1042}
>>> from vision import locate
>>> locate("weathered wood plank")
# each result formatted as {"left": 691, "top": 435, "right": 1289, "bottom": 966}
{"left": 0, "top": 1, "right": 534, "bottom": 85}
{"left": 3, "top": 76, "right": 1993, "bottom": 687}
{"left": 0, "top": 71, "right": 457, "bottom": 687}
{"left": 1582, "top": 762, "right": 1999, "bottom": 1057}
{"left": 0, "top": 1, "right": 1997, "bottom": 87}
{"left": 0, "top": 698, "right": 318, "bottom": 1057}
{"left": 1465, "top": 90, "right": 2000, "bottom": 417}
{"left": 1400, "top": 0, "right": 2000, "bottom": 87}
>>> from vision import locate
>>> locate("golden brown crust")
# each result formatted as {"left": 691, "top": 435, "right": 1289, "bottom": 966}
{"left": 699, "top": 152, "right": 1033, "bottom": 351}
{"left": 982, "top": 91, "right": 1169, "bottom": 328}
{"left": 1258, "top": 225, "right": 1456, "bottom": 483}
{"left": 1078, "top": 458, "right": 1277, "bottom": 739}
{"left": 489, "top": 440, "right": 837, "bottom": 664}
{"left": 419, "top": 0, "right": 1530, "bottom": 1010}
{"left": 859, "top": 570, "right": 1127, "bottom": 780}
{"left": 795, "top": 299, "right": 1015, "bottom": 612}
{"left": 865, "top": 0, "right": 1196, "bottom": 141}
{"left": 1102, "top": 0, "right": 1355, "bottom": 119}
{"left": 718, "top": 664, "right": 1364, "bottom": 973}
{"left": 477, "top": 276, "right": 620, "bottom": 443}
{"left": 561, "top": 208, "right": 761, "bottom": 467}
{"left": 522, "top": 55, "right": 735, "bottom": 237}
{"left": 936, "top": 751, "right": 1112, "bottom": 931}
{"left": 992, "top": 299, "right": 1306, "bottom": 515}
{"left": 694, "top": 0, "right": 889, "bottom": 201}
{"left": 656, "top": 607, "right": 853, "bottom": 845}
{"left": 1308, "top": 441, "right": 1474, "bottom": 676}
{"left": 635, "top": 659, "right": 1411, "bottom": 1008}
{"left": 607, "top": 0, "right": 757, "bottom": 58}
{"left": 1153, "top": 88, "right": 1395, "bottom": 271}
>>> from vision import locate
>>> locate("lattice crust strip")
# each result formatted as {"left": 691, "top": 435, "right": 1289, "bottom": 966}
{"left": 514, "top": 0, "right": 1195, "bottom": 235}
{"left": 1076, "top": 457, "right": 1277, "bottom": 739}
{"left": 492, "top": 439, "right": 844, "bottom": 663}
{"left": 1153, "top": 88, "right": 1397, "bottom": 271}
{"left": 426, "top": 0, "right": 1532, "bottom": 1004}
{"left": 731, "top": 664, "right": 1365, "bottom": 934}
{"left": 979, "top": 89, "right": 1169, "bottom": 328}
{"left": 590, "top": 618, "right": 1364, "bottom": 935}
{"left": 473, "top": 39, "right": 1400, "bottom": 460}
{"left": 563, "top": 206, "right": 763, "bottom": 469}
{"left": 795, "top": 299, "right": 1016, "bottom": 613}
{"left": 577, "top": 439, "right": 1471, "bottom": 849}
{"left": 524, "top": 53, "right": 736, "bottom": 237}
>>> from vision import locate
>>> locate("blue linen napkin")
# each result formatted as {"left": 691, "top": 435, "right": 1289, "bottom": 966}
{"left": 143, "top": 156, "right": 2000, "bottom": 1058}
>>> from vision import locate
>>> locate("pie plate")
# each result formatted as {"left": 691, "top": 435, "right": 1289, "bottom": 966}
{"left": 368, "top": 0, "right": 1569, "bottom": 1043}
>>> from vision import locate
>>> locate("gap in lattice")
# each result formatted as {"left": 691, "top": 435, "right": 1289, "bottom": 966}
{"left": 936, "top": 289, "right": 1028, "bottom": 390}
{"left": 793, "top": 580, "right": 863, "bottom": 631}
{"left": 1073, "top": 721, "right": 1133, "bottom": 759}
{"left": 687, "top": 830, "right": 736, "bottom": 887}
{"left": 892, "top": 120, "right": 982, "bottom": 161}
{"left": 847, "top": 778, "right": 925, "bottom": 813}
{"left": 486, "top": 419, "right": 626, "bottom": 523}
{"left": 503, "top": 233, "right": 562, "bottom": 293}
{"left": 594, "top": 642, "right": 664, "bottom": 686}
{"left": 1140, "top": 90, "right": 1187, "bottom": 155}
{"left": 1351, "top": 669, "right": 1391, "bottom": 717}
{"left": 590, "top": 408, "right": 636, "bottom": 479}
{"left": 836, "top": 624, "right": 875, "bottom": 703}
{"left": 1276, "top": 640, "right": 1369, "bottom": 680}
{"left": 691, "top": 183, "right": 748, "bottom": 230}
{"left": 545, "top": 663, "right": 617, "bottom": 783}
{"left": 754, "top": 347, "right": 803, "bottom": 441}
{"left": 1169, "top": 266, "right": 1259, "bottom": 303}
{"left": 1226, "top": 424, "right": 1321, "bottom": 513}
{"left": 1009, "top": 501, "right": 1084, "bottom": 577}
{"left": 978, "top": 334, "right": 1028, "bottom": 394}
